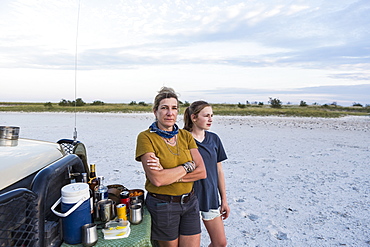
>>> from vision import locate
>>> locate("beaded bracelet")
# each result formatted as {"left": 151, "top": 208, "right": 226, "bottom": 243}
{"left": 182, "top": 161, "right": 195, "bottom": 173}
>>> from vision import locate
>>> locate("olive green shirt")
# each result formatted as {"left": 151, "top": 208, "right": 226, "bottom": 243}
{"left": 135, "top": 128, "right": 197, "bottom": 196}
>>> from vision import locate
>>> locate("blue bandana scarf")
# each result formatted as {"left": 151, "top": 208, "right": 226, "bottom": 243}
{"left": 149, "top": 122, "right": 179, "bottom": 139}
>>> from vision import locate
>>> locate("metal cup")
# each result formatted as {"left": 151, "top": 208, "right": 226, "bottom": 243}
{"left": 81, "top": 223, "right": 98, "bottom": 247}
{"left": 129, "top": 204, "right": 142, "bottom": 225}
{"left": 130, "top": 199, "right": 143, "bottom": 216}
{"left": 97, "top": 199, "right": 116, "bottom": 223}
{"left": 130, "top": 199, "right": 143, "bottom": 207}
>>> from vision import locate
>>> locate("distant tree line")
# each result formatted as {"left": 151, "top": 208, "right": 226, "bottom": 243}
{"left": 237, "top": 98, "right": 368, "bottom": 108}
{"left": 58, "top": 98, "right": 106, "bottom": 106}
{"left": 128, "top": 101, "right": 148, "bottom": 106}
{"left": 42, "top": 98, "right": 368, "bottom": 109}
{"left": 43, "top": 98, "right": 105, "bottom": 108}
{"left": 58, "top": 98, "right": 86, "bottom": 106}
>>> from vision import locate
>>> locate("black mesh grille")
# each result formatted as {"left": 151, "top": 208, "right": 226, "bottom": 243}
{"left": 0, "top": 190, "right": 38, "bottom": 247}
{"left": 59, "top": 142, "right": 74, "bottom": 154}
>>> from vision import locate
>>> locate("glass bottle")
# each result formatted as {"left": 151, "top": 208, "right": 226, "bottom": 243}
{"left": 81, "top": 173, "right": 88, "bottom": 183}
{"left": 94, "top": 176, "right": 108, "bottom": 201}
{"left": 88, "top": 163, "right": 99, "bottom": 192}
{"left": 82, "top": 172, "right": 94, "bottom": 220}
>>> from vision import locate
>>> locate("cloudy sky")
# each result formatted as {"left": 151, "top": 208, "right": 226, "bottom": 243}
{"left": 1, "top": 0, "right": 369, "bottom": 106}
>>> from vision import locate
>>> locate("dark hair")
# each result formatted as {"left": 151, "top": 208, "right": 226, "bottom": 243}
{"left": 183, "top": 100, "right": 210, "bottom": 131}
{"left": 153, "top": 87, "right": 179, "bottom": 111}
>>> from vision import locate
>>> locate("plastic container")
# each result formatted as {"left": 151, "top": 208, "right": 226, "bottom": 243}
{"left": 102, "top": 220, "right": 130, "bottom": 240}
{"left": 51, "top": 183, "right": 92, "bottom": 244}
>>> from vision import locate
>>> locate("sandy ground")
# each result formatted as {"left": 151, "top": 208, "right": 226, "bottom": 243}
{"left": 1, "top": 112, "right": 369, "bottom": 246}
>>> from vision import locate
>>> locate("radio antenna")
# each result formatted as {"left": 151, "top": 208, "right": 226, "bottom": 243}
{"left": 73, "top": 0, "right": 81, "bottom": 142}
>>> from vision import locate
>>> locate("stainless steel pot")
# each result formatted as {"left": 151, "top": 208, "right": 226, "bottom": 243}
{"left": 0, "top": 126, "right": 20, "bottom": 146}
{"left": 0, "top": 126, "right": 20, "bottom": 140}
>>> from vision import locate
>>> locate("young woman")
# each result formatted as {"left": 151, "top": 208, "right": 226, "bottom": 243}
{"left": 184, "top": 101, "right": 229, "bottom": 247}
{"left": 135, "top": 87, "right": 206, "bottom": 247}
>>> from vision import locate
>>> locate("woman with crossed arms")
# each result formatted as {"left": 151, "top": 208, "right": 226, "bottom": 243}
{"left": 136, "top": 87, "right": 206, "bottom": 247}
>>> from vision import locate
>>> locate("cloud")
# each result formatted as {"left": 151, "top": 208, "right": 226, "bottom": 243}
{"left": 329, "top": 73, "right": 370, "bottom": 81}
{"left": 196, "top": 84, "right": 370, "bottom": 95}
{"left": 1, "top": 0, "right": 370, "bottom": 105}
{"left": 71, "top": 0, "right": 370, "bottom": 72}
{"left": 2, "top": 0, "right": 369, "bottom": 72}
{"left": 151, "top": 1, "right": 370, "bottom": 69}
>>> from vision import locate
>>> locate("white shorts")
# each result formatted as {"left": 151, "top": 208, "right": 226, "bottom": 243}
{"left": 200, "top": 208, "right": 221, "bottom": 221}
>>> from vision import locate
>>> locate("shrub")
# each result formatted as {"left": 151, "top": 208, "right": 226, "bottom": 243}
{"left": 59, "top": 99, "right": 70, "bottom": 106}
{"left": 352, "top": 102, "right": 363, "bottom": 107}
{"left": 58, "top": 98, "right": 86, "bottom": 106}
{"left": 91, "top": 100, "right": 104, "bottom": 105}
{"left": 44, "top": 102, "right": 53, "bottom": 108}
{"left": 300, "top": 100, "right": 308, "bottom": 107}
{"left": 237, "top": 102, "right": 246, "bottom": 108}
{"left": 182, "top": 101, "right": 190, "bottom": 107}
{"left": 75, "top": 98, "right": 86, "bottom": 106}
{"left": 269, "top": 97, "right": 282, "bottom": 108}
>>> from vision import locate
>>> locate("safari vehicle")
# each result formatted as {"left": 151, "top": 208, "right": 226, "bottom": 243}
{"left": 0, "top": 126, "right": 90, "bottom": 247}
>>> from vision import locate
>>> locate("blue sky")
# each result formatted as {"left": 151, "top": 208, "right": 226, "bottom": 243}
{"left": 0, "top": 0, "right": 369, "bottom": 106}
